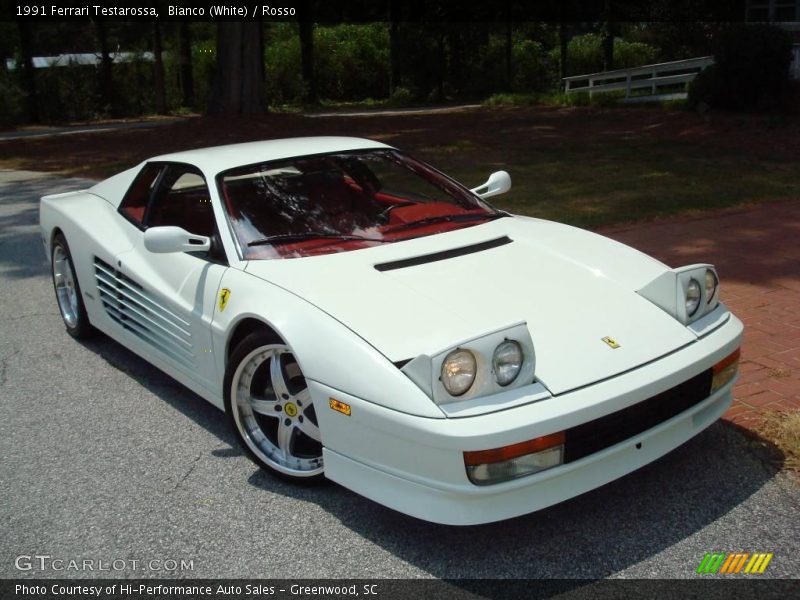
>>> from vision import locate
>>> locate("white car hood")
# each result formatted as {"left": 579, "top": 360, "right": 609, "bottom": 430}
{"left": 245, "top": 217, "right": 696, "bottom": 395}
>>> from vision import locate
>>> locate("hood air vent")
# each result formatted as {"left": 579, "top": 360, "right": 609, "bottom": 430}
{"left": 374, "top": 236, "right": 512, "bottom": 272}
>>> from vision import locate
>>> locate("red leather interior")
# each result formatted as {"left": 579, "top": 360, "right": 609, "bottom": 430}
{"left": 148, "top": 188, "right": 215, "bottom": 236}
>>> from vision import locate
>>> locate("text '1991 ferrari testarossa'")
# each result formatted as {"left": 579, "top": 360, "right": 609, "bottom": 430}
{"left": 40, "top": 137, "right": 742, "bottom": 525}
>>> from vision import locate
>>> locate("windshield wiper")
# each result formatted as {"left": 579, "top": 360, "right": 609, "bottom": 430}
{"left": 248, "top": 232, "right": 391, "bottom": 247}
{"left": 383, "top": 212, "right": 507, "bottom": 233}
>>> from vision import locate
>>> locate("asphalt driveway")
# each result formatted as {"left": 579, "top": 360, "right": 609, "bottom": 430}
{"left": 1, "top": 171, "right": 798, "bottom": 580}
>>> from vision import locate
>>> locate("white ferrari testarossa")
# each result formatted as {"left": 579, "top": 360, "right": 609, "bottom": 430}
{"left": 40, "top": 137, "right": 743, "bottom": 525}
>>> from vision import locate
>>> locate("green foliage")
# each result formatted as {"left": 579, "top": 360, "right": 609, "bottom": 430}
{"left": 590, "top": 90, "right": 627, "bottom": 107}
{"left": 388, "top": 86, "right": 413, "bottom": 107}
{"left": 687, "top": 64, "right": 722, "bottom": 109}
{"left": 314, "top": 23, "right": 390, "bottom": 101}
{"left": 688, "top": 24, "right": 794, "bottom": 111}
{"left": 484, "top": 89, "right": 629, "bottom": 108}
{"left": 624, "top": 22, "right": 720, "bottom": 63}
{"left": 33, "top": 56, "right": 160, "bottom": 122}
{"left": 113, "top": 57, "right": 160, "bottom": 116}
{"left": 657, "top": 97, "right": 689, "bottom": 110}
{"left": 511, "top": 39, "right": 554, "bottom": 92}
{"left": 36, "top": 62, "right": 99, "bottom": 122}
{"left": 5, "top": 22, "right": 684, "bottom": 124}
{"left": 264, "top": 24, "right": 304, "bottom": 105}
{"left": 483, "top": 93, "right": 540, "bottom": 107}
{"left": 0, "top": 69, "right": 25, "bottom": 126}
{"left": 264, "top": 23, "right": 390, "bottom": 104}
{"left": 554, "top": 33, "right": 658, "bottom": 76}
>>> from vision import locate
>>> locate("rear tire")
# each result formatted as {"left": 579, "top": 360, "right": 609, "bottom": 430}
{"left": 51, "top": 233, "right": 92, "bottom": 339}
{"left": 224, "top": 330, "right": 325, "bottom": 483}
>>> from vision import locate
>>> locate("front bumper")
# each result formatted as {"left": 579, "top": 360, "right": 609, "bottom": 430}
{"left": 311, "top": 313, "right": 743, "bottom": 525}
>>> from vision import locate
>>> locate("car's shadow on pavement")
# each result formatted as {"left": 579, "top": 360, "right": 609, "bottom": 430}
{"left": 250, "top": 425, "right": 780, "bottom": 581}
{"left": 79, "top": 334, "right": 235, "bottom": 445}
{"left": 78, "top": 330, "right": 781, "bottom": 582}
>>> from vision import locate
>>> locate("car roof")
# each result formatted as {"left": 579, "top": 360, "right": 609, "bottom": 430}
{"left": 150, "top": 136, "right": 394, "bottom": 175}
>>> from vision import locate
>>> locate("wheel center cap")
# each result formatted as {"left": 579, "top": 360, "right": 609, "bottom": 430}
{"left": 284, "top": 402, "right": 298, "bottom": 417}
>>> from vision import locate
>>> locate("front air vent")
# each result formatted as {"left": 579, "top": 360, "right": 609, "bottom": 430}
{"left": 374, "top": 236, "right": 512, "bottom": 272}
{"left": 93, "top": 257, "right": 195, "bottom": 369}
{"left": 563, "top": 369, "right": 713, "bottom": 463}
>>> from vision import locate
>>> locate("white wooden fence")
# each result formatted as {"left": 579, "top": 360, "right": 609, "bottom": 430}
{"left": 563, "top": 56, "right": 715, "bottom": 102}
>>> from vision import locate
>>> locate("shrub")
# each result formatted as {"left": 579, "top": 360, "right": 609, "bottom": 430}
{"left": 688, "top": 24, "right": 793, "bottom": 111}
{"left": 483, "top": 92, "right": 539, "bottom": 107}
{"left": 36, "top": 62, "right": 99, "bottom": 122}
{"left": 0, "top": 70, "right": 25, "bottom": 126}
{"left": 512, "top": 39, "right": 554, "bottom": 92}
{"left": 552, "top": 33, "right": 658, "bottom": 77}
{"left": 313, "top": 23, "right": 390, "bottom": 101}
{"left": 265, "top": 23, "right": 391, "bottom": 104}
{"left": 388, "top": 86, "right": 414, "bottom": 106}
{"left": 264, "top": 25, "right": 304, "bottom": 105}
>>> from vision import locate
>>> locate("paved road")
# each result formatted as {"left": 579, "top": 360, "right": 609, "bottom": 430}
{"left": 1, "top": 171, "right": 798, "bottom": 580}
{"left": 303, "top": 104, "right": 482, "bottom": 118}
{"left": 0, "top": 118, "right": 184, "bottom": 141}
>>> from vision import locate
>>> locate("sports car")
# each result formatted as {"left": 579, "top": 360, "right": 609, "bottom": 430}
{"left": 40, "top": 137, "right": 743, "bottom": 525}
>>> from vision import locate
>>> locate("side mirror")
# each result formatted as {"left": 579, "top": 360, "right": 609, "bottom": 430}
{"left": 143, "top": 226, "right": 211, "bottom": 254}
{"left": 470, "top": 170, "right": 511, "bottom": 199}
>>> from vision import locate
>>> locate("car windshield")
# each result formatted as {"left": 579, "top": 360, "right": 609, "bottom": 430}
{"left": 217, "top": 149, "right": 502, "bottom": 259}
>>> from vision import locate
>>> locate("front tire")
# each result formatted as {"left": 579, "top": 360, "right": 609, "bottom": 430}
{"left": 224, "top": 331, "right": 324, "bottom": 482}
{"left": 51, "top": 233, "right": 92, "bottom": 339}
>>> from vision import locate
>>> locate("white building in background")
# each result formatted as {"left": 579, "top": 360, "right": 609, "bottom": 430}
{"left": 746, "top": 0, "right": 800, "bottom": 79}
{"left": 6, "top": 52, "right": 154, "bottom": 71}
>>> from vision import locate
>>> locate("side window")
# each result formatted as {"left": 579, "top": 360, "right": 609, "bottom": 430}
{"left": 119, "top": 163, "right": 163, "bottom": 226}
{"left": 146, "top": 165, "right": 215, "bottom": 238}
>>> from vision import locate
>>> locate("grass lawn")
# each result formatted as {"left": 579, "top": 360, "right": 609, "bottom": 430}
{"left": 435, "top": 139, "right": 798, "bottom": 228}
{"left": 2, "top": 105, "right": 797, "bottom": 229}
{"left": 758, "top": 411, "right": 800, "bottom": 473}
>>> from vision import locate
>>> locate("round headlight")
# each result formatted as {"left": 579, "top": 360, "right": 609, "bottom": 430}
{"left": 686, "top": 278, "right": 701, "bottom": 317}
{"left": 493, "top": 340, "right": 523, "bottom": 386}
{"left": 441, "top": 349, "right": 477, "bottom": 396}
{"left": 705, "top": 269, "right": 718, "bottom": 304}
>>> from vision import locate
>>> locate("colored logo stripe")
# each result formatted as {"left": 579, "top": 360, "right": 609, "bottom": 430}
{"left": 697, "top": 553, "right": 726, "bottom": 574}
{"left": 744, "top": 553, "right": 773, "bottom": 574}
{"left": 697, "top": 552, "right": 773, "bottom": 574}
{"left": 719, "top": 553, "right": 749, "bottom": 573}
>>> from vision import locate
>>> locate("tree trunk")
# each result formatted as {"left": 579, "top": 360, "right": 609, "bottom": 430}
{"left": 18, "top": 21, "right": 39, "bottom": 123}
{"left": 298, "top": 19, "right": 316, "bottom": 103}
{"left": 208, "top": 21, "right": 265, "bottom": 115}
{"left": 389, "top": 2, "right": 399, "bottom": 94}
{"left": 178, "top": 22, "right": 195, "bottom": 108}
{"left": 602, "top": 26, "right": 615, "bottom": 71}
{"left": 436, "top": 33, "right": 445, "bottom": 101}
{"left": 153, "top": 22, "right": 167, "bottom": 114}
{"left": 505, "top": 19, "right": 513, "bottom": 90}
{"left": 602, "top": 0, "right": 615, "bottom": 71}
{"left": 95, "top": 19, "right": 114, "bottom": 115}
{"left": 445, "top": 27, "right": 464, "bottom": 95}
{"left": 558, "top": 22, "right": 568, "bottom": 85}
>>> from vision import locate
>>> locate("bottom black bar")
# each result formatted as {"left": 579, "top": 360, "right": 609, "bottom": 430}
{"left": 2, "top": 579, "right": 798, "bottom": 600}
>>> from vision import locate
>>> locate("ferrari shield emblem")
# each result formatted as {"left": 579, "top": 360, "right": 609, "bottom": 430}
{"left": 218, "top": 288, "right": 231, "bottom": 312}
{"left": 602, "top": 336, "right": 620, "bottom": 349}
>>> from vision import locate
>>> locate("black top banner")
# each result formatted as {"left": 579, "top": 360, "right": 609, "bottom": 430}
{"left": 1, "top": 0, "right": 766, "bottom": 23}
